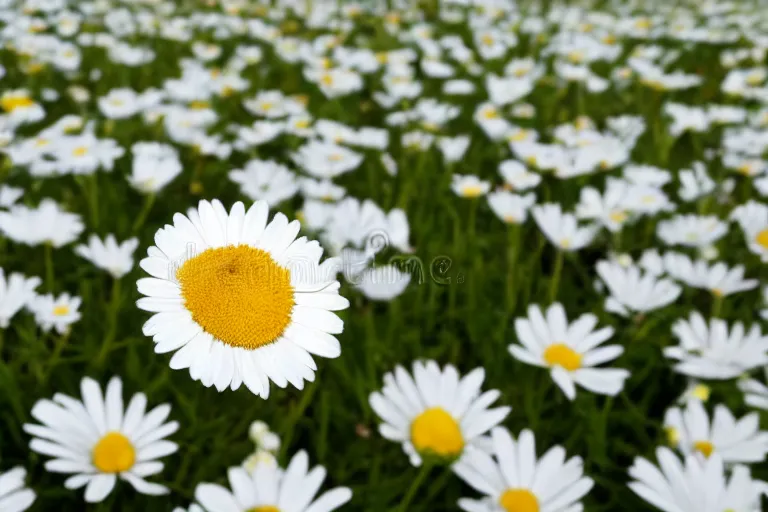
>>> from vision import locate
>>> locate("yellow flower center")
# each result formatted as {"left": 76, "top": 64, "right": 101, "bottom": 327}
{"left": 34, "top": 138, "right": 49, "bottom": 147}
{"left": 482, "top": 108, "right": 498, "bottom": 120}
{"left": 260, "top": 102, "right": 274, "bottom": 111}
{"left": 294, "top": 119, "right": 310, "bottom": 129}
{"left": 190, "top": 101, "right": 210, "bottom": 110}
{"left": 72, "top": 146, "right": 88, "bottom": 157}
{"left": 525, "top": 156, "right": 537, "bottom": 167}
{"left": 176, "top": 245, "right": 294, "bottom": 349}
{"left": 481, "top": 35, "right": 495, "bottom": 46}
{"left": 693, "top": 440, "right": 714, "bottom": 458}
{"left": 499, "top": 489, "right": 540, "bottom": 512}
{"left": 52, "top": 305, "right": 70, "bottom": 316}
{"left": 247, "top": 507, "right": 280, "bottom": 512}
{"left": 513, "top": 68, "right": 529, "bottom": 77}
{"left": 327, "top": 153, "right": 344, "bottom": 162}
{"left": 691, "top": 384, "right": 711, "bottom": 401}
{"left": 1, "top": 95, "right": 34, "bottom": 112}
{"left": 508, "top": 130, "right": 529, "bottom": 142}
{"left": 320, "top": 73, "right": 334, "bottom": 86}
{"left": 712, "top": 288, "right": 724, "bottom": 297}
{"left": 746, "top": 73, "right": 764, "bottom": 86}
{"left": 754, "top": 229, "right": 768, "bottom": 250}
{"left": 635, "top": 18, "right": 651, "bottom": 30}
{"left": 461, "top": 185, "right": 484, "bottom": 198}
{"left": 410, "top": 407, "right": 464, "bottom": 458}
{"left": 543, "top": 343, "right": 582, "bottom": 371}
{"left": 609, "top": 210, "right": 628, "bottom": 223}
{"left": 92, "top": 432, "right": 135, "bottom": 473}
{"left": 567, "top": 50, "right": 584, "bottom": 64}
{"left": 503, "top": 215, "right": 518, "bottom": 223}
{"left": 665, "top": 426, "right": 680, "bottom": 445}
{"left": 737, "top": 163, "right": 755, "bottom": 176}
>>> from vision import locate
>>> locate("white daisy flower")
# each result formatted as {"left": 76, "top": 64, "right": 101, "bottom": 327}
{"left": 664, "top": 399, "right": 768, "bottom": 465}
{"left": 369, "top": 361, "right": 510, "bottom": 466}
{"left": 24, "top": 376, "right": 178, "bottom": 503}
{"left": 229, "top": 159, "right": 300, "bottom": 206}
{"left": 664, "top": 311, "right": 768, "bottom": 379}
{"left": 194, "top": 451, "right": 352, "bottom": 512}
{"left": 628, "top": 447, "right": 768, "bottom": 512}
{"left": 0, "top": 269, "right": 41, "bottom": 328}
{"left": 657, "top": 214, "right": 728, "bottom": 249}
{"left": 75, "top": 235, "right": 139, "bottom": 278}
{"left": 739, "top": 377, "right": 768, "bottom": 411}
{"left": 355, "top": 265, "right": 411, "bottom": 301}
{"left": 136, "top": 199, "right": 349, "bottom": 398}
{"left": 29, "top": 293, "right": 82, "bottom": 334}
{"left": 455, "top": 427, "right": 594, "bottom": 512}
{"left": 596, "top": 261, "right": 682, "bottom": 316}
{"left": 509, "top": 303, "right": 629, "bottom": 400}
{"left": 498, "top": 160, "right": 541, "bottom": 191}
{"left": 487, "top": 191, "right": 536, "bottom": 225}
{"left": 729, "top": 200, "right": 768, "bottom": 261}
{"left": 0, "top": 199, "right": 84, "bottom": 248}
{"left": 662, "top": 252, "right": 759, "bottom": 297}
{"left": 0, "top": 185, "right": 23, "bottom": 208}
{"left": 451, "top": 174, "right": 491, "bottom": 198}
{"left": 532, "top": 203, "right": 599, "bottom": 252}
{"left": 0, "top": 467, "right": 35, "bottom": 512}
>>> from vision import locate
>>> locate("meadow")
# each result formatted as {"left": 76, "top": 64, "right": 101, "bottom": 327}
{"left": 0, "top": 0, "right": 767, "bottom": 511}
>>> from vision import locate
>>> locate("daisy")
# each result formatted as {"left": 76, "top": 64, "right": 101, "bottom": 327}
{"left": 657, "top": 214, "right": 728, "bottom": 249}
{"left": 75, "top": 235, "right": 139, "bottom": 278}
{"left": 739, "top": 377, "right": 768, "bottom": 411}
{"left": 29, "top": 293, "right": 82, "bottom": 334}
{"left": 128, "top": 142, "right": 183, "bottom": 194}
{"left": 1, "top": 89, "right": 45, "bottom": 127}
{"left": 136, "top": 199, "right": 349, "bottom": 398}
{"left": 662, "top": 252, "right": 758, "bottom": 297}
{"left": 0, "top": 467, "right": 35, "bottom": 512}
{"left": 451, "top": 175, "right": 491, "bottom": 198}
{"left": 532, "top": 203, "right": 599, "bottom": 252}
{"left": 0, "top": 269, "right": 41, "bottom": 328}
{"left": 229, "top": 159, "right": 300, "bottom": 206}
{"left": 487, "top": 191, "right": 536, "bottom": 225}
{"left": 454, "top": 427, "right": 594, "bottom": 512}
{"left": 369, "top": 361, "right": 510, "bottom": 466}
{"left": 510, "top": 303, "right": 629, "bottom": 400}
{"left": 194, "top": 450, "right": 352, "bottom": 512}
{"left": 575, "top": 178, "right": 634, "bottom": 232}
{"left": 665, "top": 311, "right": 768, "bottom": 379}
{"left": 628, "top": 447, "right": 768, "bottom": 512}
{"left": 355, "top": 265, "right": 411, "bottom": 301}
{"left": 0, "top": 185, "right": 23, "bottom": 208}
{"left": 498, "top": 160, "right": 541, "bottom": 190}
{"left": 729, "top": 200, "right": 768, "bottom": 261}
{"left": 25, "top": 376, "right": 178, "bottom": 503}
{"left": 663, "top": 399, "right": 768, "bottom": 464}
{"left": 596, "top": 261, "right": 682, "bottom": 316}
{"left": 290, "top": 140, "right": 364, "bottom": 178}
{"left": 0, "top": 199, "right": 84, "bottom": 248}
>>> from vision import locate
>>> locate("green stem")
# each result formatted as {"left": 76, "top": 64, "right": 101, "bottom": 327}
{"left": 397, "top": 463, "right": 431, "bottom": 512}
{"left": 44, "top": 243, "right": 54, "bottom": 291}
{"left": 549, "top": 250, "right": 564, "bottom": 303}
{"left": 131, "top": 193, "right": 156, "bottom": 233}
{"left": 711, "top": 294, "right": 723, "bottom": 318}
{"left": 88, "top": 173, "right": 100, "bottom": 228}
{"left": 97, "top": 278, "right": 122, "bottom": 366}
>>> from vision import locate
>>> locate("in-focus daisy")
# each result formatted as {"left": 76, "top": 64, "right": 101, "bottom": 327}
{"left": 0, "top": 467, "right": 35, "bottom": 512}
{"left": 454, "top": 427, "right": 594, "bottom": 512}
{"left": 628, "top": 447, "right": 768, "bottom": 512}
{"left": 75, "top": 235, "right": 139, "bottom": 278}
{"left": 532, "top": 203, "right": 599, "bottom": 251}
{"left": 137, "top": 199, "right": 349, "bottom": 398}
{"left": 665, "top": 311, "right": 768, "bottom": 379}
{"left": 0, "top": 269, "right": 41, "bottom": 328}
{"left": 25, "top": 376, "right": 178, "bottom": 503}
{"left": 369, "top": 361, "right": 510, "bottom": 466}
{"left": 510, "top": 303, "right": 629, "bottom": 400}
{"left": 29, "top": 293, "right": 82, "bottom": 334}
{"left": 194, "top": 450, "right": 352, "bottom": 512}
{"left": 596, "top": 261, "right": 682, "bottom": 316}
{"left": 663, "top": 399, "right": 768, "bottom": 464}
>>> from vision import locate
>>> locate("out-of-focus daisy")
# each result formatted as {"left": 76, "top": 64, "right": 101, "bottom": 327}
{"left": 665, "top": 311, "right": 768, "bottom": 379}
{"left": 663, "top": 399, "right": 768, "bottom": 464}
{"left": 137, "top": 199, "right": 349, "bottom": 398}
{"left": 596, "top": 261, "right": 682, "bottom": 316}
{"left": 498, "top": 160, "right": 541, "bottom": 190}
{"left": 355, "top": 265, "right": 411, "bottom": 301}
{"left": 487, "top": 191, "right": 536, "bottom": 225}
{"left": 229, "top": 159, "right": 300, "bottom": 205}
{"left": 455, "top": 427, "right": 594, "bottom": 512}
{"left": 0, "top": 199, "right": 84, "bottom": 248}
{"left": 657, "top": 214, "right": 728, "bottom": 249}
{"left": 369, "top": 361, "right": 510, "bottom": 466}
{"left": 1, "top": 89, "right": 45, "bottom": 127}
{"left": 451, "top": 174, "right": 491, "bottom": 198}
{"left": 510, "top": 303, "right": 629, "bottom": 400}
{"left": 729, "top": 200, "right": 768, "bottom": 261}
{"left": 29, "top": 293, "right": 81, "bottom": 334}
{"left": 575, "top": 178, "right": 634, "bottom": 232}
{"left": 194, "top": 451, "right": 352, "bottom": 512}
{"left": 0, "top": 270, "right": 41, "bottom": 328}
{"left": 663, "top": 252, "right": 758, "bottom": 297}
{"left": 532, "top": 203, "right": 599, "bottom": 251}
{"left": 128, "top": 142, "right": 183, "bottom": 194}
{"left": 628, "top": 447, "right": 768, "bottom": 512}
{"left": 0, "top": 185, "right": 23, "bottom": 208}
{"left": 0, "top": 466, "right": 35, "bottom": 512}
{"left": 25, "top": 376, "right": 178, "bottom": 503}
{"left": 75, "top": 235, "right": 138, "bottom": 278}
{"left": 291, "top": 140, "right": 363, "bottom": 178}
{"left": 739, "top": 377, "right": 768, "bottom": 411}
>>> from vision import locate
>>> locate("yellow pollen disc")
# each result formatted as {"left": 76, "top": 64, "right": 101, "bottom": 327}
{"left": 461, "top": 185, "right": 484, "bottom": 198}
{"left": 665, "top": 426, "right": 680, "bottom": 446}
{"left": 482, "top": 109, "right": 498, "bottom": 120}
{"left": 481, "top": 35, "right": 494, "bottom": 46}
{"left": 327, "top": 153, "right": 344, "bottom": 162}
{"left": 92, "top": 432, "right": 135, "bottom": 473}
{"left": 499, "top": 489, "right": 540, "bottom": 512}
{"left": 635, "top": 19, "right": 651, "bottom": 29}
{"left": 190, "top": 101, "right": 210, "bottom": 110}
{"left": 543, "top": 343, "right": 582, "bottom": 371}
{"left": 320, "top": 73, "right": 334, "bottom": 86}
{"left": 410, "top": 407, "right": 464, "bottom": 458}
{"left": 641, "top": 195, "right": 656, "bottom": 204}
{"left": 567, "top": 51, "right": 584, "bottom": 64}
{"left": 559, "top": 238, "right": 572, "bottom": 249}
{"left": 503, "top": 215, "right": 518, "bottom": 223}
{"left": 599, "top": 160, "right": 611, "bottom": 170}
{"left": 294, "top": 120, "right": 310, "bottom": 129}
{"left": 176, "top": 245, "right": 294, "bottom": 349}
{"left": 737, "top": 163, "right": 755, "bottom": 176}
{"left": 52, "top": 305, "right": 70, "bottom": 316}
{"left": 755, "top": 229, "right": 768, "bottom": 250}
{"left": 609, "top": 210, "right": 628, "bottom": 223}
{"left": 693, "top": 440, "right": 714, "bottom": 458}
{"left": 261, "top": 102, "right": 274, "bottom": 111}
{"left": 1, "top": 96, "right": 34, "bottom": 112}
{"left": 375, "top": 52, "right": 388, "bottom": 64}
{"left": 711, "top": 288, "right": 724, "bottom": 298}
{"left": 210, "top": 68, "right": 221, "bottom": 78}
{"left": 221, "top": 86, "right": 235, "bottom": 97}
{"left": 513, "top": 68, "right": 528, "bottom": 77}
{"left": 509, "top": 130, "right": 529, "bottom": 142}
{"left": 746, "top": 73, "right": 763, "bottom": 86}
{"left": 525, "top": 156, "right": 537, "bottom": 167}
{"left": 34, "top": 138, "right": 49, "bottom": 147}
{"left": 247, "top": 507, "right": 280, "bottom": 512}
{"left": 691, "top": 384, "right": 711, "bottom": 401}
{"left": 72, "top": 146, "right": 88, "bottom": 157}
